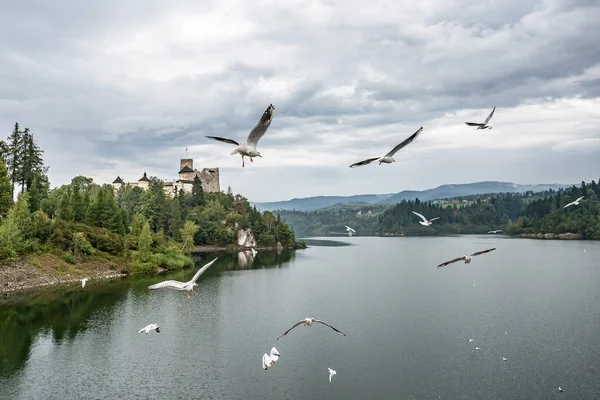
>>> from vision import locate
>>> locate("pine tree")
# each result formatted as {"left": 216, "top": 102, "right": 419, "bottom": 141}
{"left": 191, "top": 176, "right": 205, "bottom": 206}
{"left": 138, "top": 220, "right": 153, "bottom": 261}
{"left": 19, "top": 128, "right": 46, "bottom": 192}
{"left": 71, "top": 185, "right": 87, "bottom": 222}
{"left": 57, "top": 189, "right": 74, "bottom": 221}
{"left": 0, "top": 139, "right": 8, "bottom": 165}
{"left": 7, "top": 123, "right": 23, "bottom": 198}
{"left": 0, "top": 159, "right": 12, "bottom": 218}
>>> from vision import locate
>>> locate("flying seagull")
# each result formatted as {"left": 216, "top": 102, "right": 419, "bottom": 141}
{"left": 138, "top": 324, "right": 160, "bottom": 335}
{"left": 349, "top": 127, "right": 423, "bottom": 168}
{"left": 276, "top": 318, "right": 346, "bottom": 340}
{"left": 468, "top": 339, "right": 474, "bottom": 342}
{"left": 475, "top": 347, "right": 481, "bottom": 351}
{"left": 262, "top": 347, "right": 280, "bottom": 370}
{"left": 412, "top": 211, "right": 440, "bottom": 227}
{"left": 487, "top": 230, "right": 503, "bottom": 234}
{"left": 328, "top": 368, "right": 337, "bottom": 383}
{"left": 465, "top": 107, "right": 496, "bottom": 130}
{"left": 251, "top": 248, "right": 258, "bottom": 257}
{"left": 206, "top": 104, "right": 275, "bottom": 167}
{"left": 559, "top": 387, "right": 563, "bottom": 393}
{"left": 148, "top": 258, "right": 218, "bottom": 299}
{"left": 437, "top": 248, "right": 496, "bottom": 268}
{"left": 81, "top": 278, "right": 88, "bottom": 288}
{"left": 345, "top": 225, "right": 356, "bottom": 235}
{"left": 502, "top": 357, "right": 508, "bottom": 361}
{"left": 564, "top": 196, "right": 584, "bottom": 208}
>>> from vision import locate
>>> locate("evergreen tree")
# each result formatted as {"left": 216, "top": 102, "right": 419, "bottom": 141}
{"left": 57, "top": 189, "right": 74, "bottom": 221}
{"left": 71, "top": 185, "right": 87, "bottom": 223}
{"left": 7, "top": 123, "right": 23, "bottom": 198}
{"left": 19, "top": 128, "right": 46, "bottom": 192}
{"left": 0, "top": 139, "right": 8, "bottom": 165}
{"left": 191, "top": 176, "right": 205, "bottom": 206}
{"left": 138, "top": 220, "right": 153, "bottom": 261}
{"left": 0, "top": 159, "right": 12, "bottom": 218}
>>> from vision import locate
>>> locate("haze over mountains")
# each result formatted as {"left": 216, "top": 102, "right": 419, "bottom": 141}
{"left": 251, "top": 181, "right": 573, "bottom": 212}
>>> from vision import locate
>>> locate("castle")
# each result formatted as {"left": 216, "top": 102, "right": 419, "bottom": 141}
{"left": 111, "top": 159, "right": 220, "bottom": 197}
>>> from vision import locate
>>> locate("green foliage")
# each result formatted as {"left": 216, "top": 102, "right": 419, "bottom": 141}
{"left": 180, "top": 220, "right": 199, "bottom": 254}
{"left": 72, "top": 232, "right": 95, "bottom": 257}
{"left": 137, "top": 220, "right": 153, "bottom": 261}
{"left": 0, "top": 159, "right": 12, "bottom": 218}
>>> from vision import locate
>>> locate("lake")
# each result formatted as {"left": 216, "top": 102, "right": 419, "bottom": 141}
{"left": 1, "top": 236, "right": 600, "bottom": 399}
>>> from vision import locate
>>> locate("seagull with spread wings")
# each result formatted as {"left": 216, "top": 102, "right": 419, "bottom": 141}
{"left": 206, "top": 104, "right": 275, "bottom": 167}
{"left": 277, "top": 318, "right": 346, "bottom": 340}
{"left": 148, "top": 258, "right": 218, "bottom": 299}
{"left": 345, "top": 225, "right": 356, "bottom": 235}
{"left": 138, "top": 324, "right": 161, "bottom": 335}
{"left": 564, "top": 196, "right": 584, "bottom": 208}
{"left": 412, "top": 211, "right": 440, "bottom": 227}
{"left": 349, "top": 127, "right": 423, "bottom": 168}
{"left": 437, "top": 248, "right": 496, "bottom": 268}
{"left": 465, "top": 107, "right": 496, "bottom": 130}
{"left": 262, "top": 347, "right": 280, "bottom": 370}
{"left": 487, "top": 230, "right": 503, "bottom": 234}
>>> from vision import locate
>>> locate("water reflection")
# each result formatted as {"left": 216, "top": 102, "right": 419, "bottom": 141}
{"left": 0, "top": 250, "right": 297, "bottom": 379}
{"left": 300, "top": 238, "right": 353, "bottom": 247}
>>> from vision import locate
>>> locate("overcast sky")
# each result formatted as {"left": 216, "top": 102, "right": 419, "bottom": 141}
{"left": 1, "top": 0, "right": 599, "bottom": 202}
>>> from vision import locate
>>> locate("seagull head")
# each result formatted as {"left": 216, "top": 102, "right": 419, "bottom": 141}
{"left": 155, "top": 326, "right": 161, "bottom": 333}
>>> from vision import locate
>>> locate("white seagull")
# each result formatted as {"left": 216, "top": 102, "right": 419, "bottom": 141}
{"left": 328, "top": 368, "right": 337, "bottom": 383}
{"left": 206, "top": 104, "right": 275, "bottom": 167}
{"left": 277, "top": 318, "right": 347, "bottom": 340}
{"left": 564, "top": 196, "right": 584, "bottom": 208}
{"left": 138, "top": 324, "right": 161, "bottom": 335}
{"left": 502, "top": 357, "right": 508, "bottom": 361}
{"left": 475, "top": 347, "right": 481, "bottom": 351}
{"left": 559, "top": 387, "right": 563, "bottom": 393}
{"left": 465, "top": 107, "right": 496, "bottom": 130}
{"left": 262, "top": 347, "right": 280, "bottom": 370}
{"left": 468, "top": 339, "right": 474, "bottom": 342}
{"left": 251, "top": 248, "right": 258, "bottom": 257}
{"left": 345, "top": 225, "right": 356, "bottom": 234}
{"left": 437, "top": 248, "right": 496, "bottom": 268}
{"left": 148, "top": 258, "right": 218, "bottom": 299}
{"left": 349, "top": 127, "right": 423, "bottom": 168}
{"left": 412, "top": 211, "right": 440, "bottom": 227}
{"left": 81, "top": 278, "right": 89, "bottom": 288}
{"left": 487, "top": 230, "right": 503, "bottom": 234}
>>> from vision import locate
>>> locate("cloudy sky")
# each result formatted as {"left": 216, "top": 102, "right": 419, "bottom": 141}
{"left": 1, "top": 0, "right": 599, "bottom": 202}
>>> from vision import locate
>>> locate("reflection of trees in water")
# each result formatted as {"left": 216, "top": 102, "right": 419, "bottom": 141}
{"left": 193, "top": 249, "right": 296, "bottom": 272}
{"left": 0, "top": 280, "right": 128, "bottom": 377}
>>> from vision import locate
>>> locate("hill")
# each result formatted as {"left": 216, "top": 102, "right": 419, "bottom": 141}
{"left": 252, "top": 181, "right": 572, "bottom": 211}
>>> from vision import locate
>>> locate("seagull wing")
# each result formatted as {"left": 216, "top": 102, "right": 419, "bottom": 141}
{"left": 138, "top": 327, "right": 147, "bottom": 334}
{"left": 576, "top": 196, "right": 585, "bottom": 202}
{"left": 276, "top": 320, "right": 306, "bottom": 340}
{"left": 428, "top": 217, "right": 440, "bottom": 222}
{"left": 484, "top": 106, "right": 496, "bottom": 124}
{"left": 564, "top": 202, "right": 574, "bottom": 208}
{"left": 349, "top": 157, "right": 379, "bottom": 168}
{"left": 187, "top": 257, "right": 219, "bottom": 285}
{"left": 206, "top": 136, "right": 240, "bottom": 146}
{"left": 262, "top": 353, "right": 271, "bottom": 370}
{"left": 313, "top": 319, "right": 347, "bottom": 336}
{"left": 246, "top": 104, "right": 275, "bottom": 147}
{"left": 412, "top": 211, "right": 428, "bottom": 223}
{"left": 148, "top": 280, "right": 185, "bottom": 290}
{"left": 465, "top": 122, "right": 485, "bottom": 127}
{"left": 437, "top": 256, "right": 467, "bottom": 268}
{"left": 470, "top": 248, "right": 496, "bottom": 257}
{"left": 384, "top": 126, "right": 423, "bottom": 157}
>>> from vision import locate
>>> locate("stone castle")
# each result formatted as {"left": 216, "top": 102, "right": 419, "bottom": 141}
{"left": 111, "top": 159, "right": 220, "bottom": 197}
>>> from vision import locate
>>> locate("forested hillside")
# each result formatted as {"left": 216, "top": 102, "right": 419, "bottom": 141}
{"left": 277, "top": 182, "right": 600, "bottom": 239}
{"left": 0, "top": 123, "right": 296, "bottom": 272}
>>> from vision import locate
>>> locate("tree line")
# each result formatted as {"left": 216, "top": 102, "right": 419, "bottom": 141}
{"left": 276, "top": 181, "right": 600, "bottom": 239}
{"left": 0, "top": 122, "right": 296, "bottom": 270}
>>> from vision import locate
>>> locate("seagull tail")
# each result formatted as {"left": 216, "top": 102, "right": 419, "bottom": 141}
{"left": 230, "top": 149, "right": 239, "bottom": 156}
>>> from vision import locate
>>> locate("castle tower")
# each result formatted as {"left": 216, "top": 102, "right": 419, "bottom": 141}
{"left": 138, "top": 171, "right": 150, "bottom": 190}
{"left": 112, "top": 176, "right": 123, "bottom": 193}
{"left": 179, "top": 159, "right": 196, "bottom": 181}
{"left": 180, "top": 158, "right": 193, "bottom": 171}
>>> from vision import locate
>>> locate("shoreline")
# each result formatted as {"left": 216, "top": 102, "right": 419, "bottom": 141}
{"left": 1, "top": 243, "right": 306, "bottom": 295}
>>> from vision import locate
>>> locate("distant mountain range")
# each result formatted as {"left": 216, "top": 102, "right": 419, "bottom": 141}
{"left": 251, "top": 181, "right": 574, "bottom": 212}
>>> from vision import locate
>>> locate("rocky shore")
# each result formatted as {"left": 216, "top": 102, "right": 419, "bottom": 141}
{"left": 518, "top": 232, "right": 583, "bottom": 240}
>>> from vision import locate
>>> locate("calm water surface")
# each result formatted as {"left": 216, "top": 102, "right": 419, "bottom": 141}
{"left": 1, "top": 236, "right": 600, "bottom": 399}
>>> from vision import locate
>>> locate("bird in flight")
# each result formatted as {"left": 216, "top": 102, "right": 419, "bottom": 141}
{"left": 412, "top": 211, "right": 440, "bottom": 227}
{"left": 328, "top": 368, "right": 337, "bottom": 383}
{"left": 465, "top": 107, "right": 496, "bottom": 130}
{"left": 81, "top": 278, "right": 88, "bottom": 288}
{"left": 262, "top": 347, "right": 280, "bottom": 370}
{"left": 148, "top": 258, "right": 218, "bottom": 299}
{"left": 345, "top": 225, "right": 356, "bottom": 235}
{"left": 276, "top": 318, "right": 346, "bottom": 340}
{"left": 138, "top": 324, "right": 161, "bottom": 335}
{"left": 487, "top": 230, "right": 503, "bottom": 234}
{"left": 437, "top": 248, "right": 496, "bottom": 268}
{"left": 206, "top": 104, "right": 275, "bottom": 167}
{"left": 251, "top": 248, "right": 258, "bottom": 257}
{"left": 564, "top": 196, "right": 584, "bottom": 208}
{"left": 349, "top": 127, "right": 423, "bottom": 168}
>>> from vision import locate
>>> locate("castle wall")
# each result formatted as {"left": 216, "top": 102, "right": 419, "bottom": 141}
{"left": 200, "top": 168, "right": 220, "bottom": 193}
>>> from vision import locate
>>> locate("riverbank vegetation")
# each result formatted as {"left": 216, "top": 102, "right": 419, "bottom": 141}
{"left": 0, "top": 122, "right": 297, "bottom": 274}
{"left": 277, "top": 181, "right": 600, "bottom": 239}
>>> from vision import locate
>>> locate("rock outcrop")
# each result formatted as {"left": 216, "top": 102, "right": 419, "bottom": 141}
{"left": 237, "top": 228, "right": 257, "bottom": 247}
